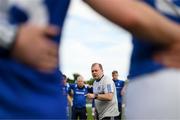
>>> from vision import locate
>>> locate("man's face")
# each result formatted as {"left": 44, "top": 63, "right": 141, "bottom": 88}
{"left": 112, "top": 73, "right": 118, "bottom": 80}
{"left": 91, "top": 64, "right": 103, "bottom": 80}
{"left": 77, "top": 79, "right": 84, "bottom": 88}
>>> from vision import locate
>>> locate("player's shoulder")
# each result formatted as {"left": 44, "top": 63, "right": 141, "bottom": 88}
{"left": 69, "top": 83, "right": 76, "bottom": 88}
{"left": 102, "top": 75, "right": 111, "bottom": 80}
{"left": 118, "top": 79, "right": 125, "bottom": 82}
{"left": 103, "top": 75, "right": 113, "bottom": 84}
{"left": 84, "top": 84, "right": 89, "bottom": 89}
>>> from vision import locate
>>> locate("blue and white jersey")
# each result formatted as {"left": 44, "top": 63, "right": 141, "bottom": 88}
{"left": 129, "top": 0, "right": 180, "bottom": 78}
{"left": 69, "top": 84, "right": 89, "bottom": 108}
{"left": 0, "top": 0, "right": 71, "bottom": 119}
{"left": 63, "top": 83, "right": 70, "bottom": 95}
{"left": 113, "top": 79, "right": 124, "bottom": 103}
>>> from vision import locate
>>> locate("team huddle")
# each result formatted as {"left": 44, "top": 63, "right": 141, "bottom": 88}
{"left": 0, "top": 0, "right": 179, "bottom": 119}
{"left": 63, "top": 63, "right": 126, "bottom": 120}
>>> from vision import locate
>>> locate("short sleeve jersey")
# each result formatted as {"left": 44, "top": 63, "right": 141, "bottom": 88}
{"left": 93, "top": 75, "right": 119, "bottom": 119}
{"left": 69, "top": 84, "right": 89, "bottom": 108}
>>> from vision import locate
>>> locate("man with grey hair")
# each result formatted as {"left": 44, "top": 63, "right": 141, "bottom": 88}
{"left": 69, "top": 75, "right": 89, "bottom": 120}
{"left": 87, "top": 63, "right": 119, "bottom": 120}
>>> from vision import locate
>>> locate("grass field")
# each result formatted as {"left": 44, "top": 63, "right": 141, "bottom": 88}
{"left": 86, "top": 104, "right": 93, "bottom": 120}
{"left": 69, "top": 104, "right": 125, "bottom": 120}
{"left": 86, "top": 104, "right": 126, "bottom": 120}
{"left": 67, "top": 105, "right": 93, "bottom": 120}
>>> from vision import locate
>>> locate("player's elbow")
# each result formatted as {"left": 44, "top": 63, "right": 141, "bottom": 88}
{"left": 117, "top": 15, "right": 142, "bottom": 33}
{"left": 107, "top": 97, "right": 112, "bottom": 101}
{"left": 106, "top": 93, "right": 113, "bottom": 101}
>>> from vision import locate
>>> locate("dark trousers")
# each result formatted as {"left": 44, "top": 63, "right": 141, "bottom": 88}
{"left": 102, "top": 116, "right": 119, "bottom": 120}
{"left": 71, "top": 107, "right": 87, "bottom": 120}
{"left": 114, "top": 102, "right": 122, "bottom": 120}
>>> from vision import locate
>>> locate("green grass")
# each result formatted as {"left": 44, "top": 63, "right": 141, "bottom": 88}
{"left": 69, "top": 105, "right": 125, "bottom": 120}
{"left": 87, "top": 104, "right": 126, "bottom": 120}
{"left": 86, "top": 105, "right": 94, "bottom": 120}
{"left": 67, "top": 105, "right": 93, "bottom": 120}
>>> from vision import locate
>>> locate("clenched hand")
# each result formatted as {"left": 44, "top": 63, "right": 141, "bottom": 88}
{"left": 11, "top": 23, "right": 59, "bottom": 73}
{"left": 154, "top": 41, "right": 180, "bottom": 69}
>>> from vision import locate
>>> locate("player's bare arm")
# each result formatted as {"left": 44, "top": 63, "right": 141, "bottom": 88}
{"left": 85, "top": 0, "right": 180, "bottom": 68}
{"left": 85, "top": 0, "right": 180, "bottom": 45}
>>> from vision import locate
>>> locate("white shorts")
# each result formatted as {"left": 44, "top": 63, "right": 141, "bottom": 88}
{"left": 125, "top": 68, "right": 180, "bottom": 120}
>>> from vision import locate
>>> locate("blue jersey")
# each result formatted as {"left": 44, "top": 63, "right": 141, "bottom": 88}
{"left": 129, "top": 0, "right": 180, "bottom": 78}
{"left": 69, "top": 84, "right": 89, "bottom": 108}
{"left": 113, "top": 80, "right": 124, "bottom": 103}
{"left": 63, "top": 83, "right": 70, "bottom": 95}
{"left": 0, "top": 0, "right": 70, "bottom": 119}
